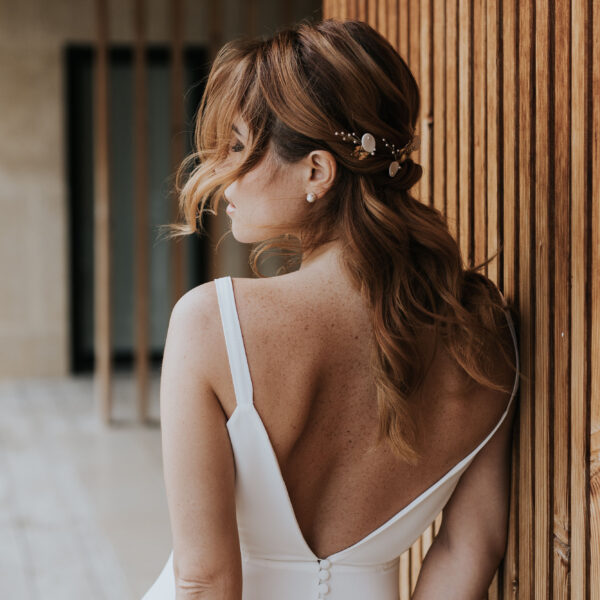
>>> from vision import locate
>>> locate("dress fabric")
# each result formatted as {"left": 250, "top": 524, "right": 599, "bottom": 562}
{"left": 142, "top": 275, "right": 520, "bottom": 600}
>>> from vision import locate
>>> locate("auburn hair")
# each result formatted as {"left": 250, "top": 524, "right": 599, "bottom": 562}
{"left": 166, "top": 18, "right": 520, "bottom": 465}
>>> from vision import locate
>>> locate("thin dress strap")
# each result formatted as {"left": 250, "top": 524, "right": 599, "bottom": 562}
{"left": 214, "top": 276, "right": 254, "bottom": 407}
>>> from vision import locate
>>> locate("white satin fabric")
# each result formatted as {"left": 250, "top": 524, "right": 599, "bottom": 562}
{"left": 142, "top": 275, "right": 520, "bottom": 599}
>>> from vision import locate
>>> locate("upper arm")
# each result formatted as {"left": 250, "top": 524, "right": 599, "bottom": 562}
{"left": 437, "top": 386, "right": 518, "bottom": 561}
{"left": 160, "top": 282, "right": 242, "bottom": 591}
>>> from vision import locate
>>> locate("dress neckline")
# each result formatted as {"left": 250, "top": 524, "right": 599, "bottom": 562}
{"left": 227, "top": 365, "right": 518, "bottom": 562}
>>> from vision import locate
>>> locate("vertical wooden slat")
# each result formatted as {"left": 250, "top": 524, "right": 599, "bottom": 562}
{"left": 357, "top": 0, "right": 367, "bottom": 22}
{"left": 591, "top": 0, "right": 600, "bottom": 596}
{"left": 517, "top": 0, "right": 535, "bottom": 597}
{"left": 445, "top": 0, "right": 458, "bottom": 239}
{"left": 377, "top": 0, "right": 387, "bottom": 38}
{"left": 387, "top": 0, "right": 398, "bottom": 46}
{"left": 501, "top": 3, "right": 519, "bottom": 597}
{"left": 409, "top": 536, "right": 422, "bottom": 594}
{"left": 398, "top": 0, "right": 409, "bottom": 61}
{"left": 486, "top": 0, "right": 499, "bottom": 285}
{"left": 133, "top": 0, "right": 150, "bottom": 422}
{"left": 432, "top": 0, "right": 445, "bottom": 214}
{"left": 169, "top": 0, "right": 186, "bottom": 305}
{"left": 408, "top": 0, "right": 421, "bottom": 203}
{"left": 457, "top": 0, "right": 471, "bottom": 264}
{"left": 419, "top": 0, "right": 432, "bottom": 208}
{"left": 472, "top": 0, "right": 486, "bottom": 270}
{"left": 553, "top": 1, "right": 571, "bottom": 597}
{"left": 534, "top": 0, "right": 551, "bottom": 596}
{"left": 367, "top": 0, "right": 377, "bottom": 28}
{"left": 571, "top": 0, "right": 590, "bottom": 596}
{"left": 420, "top": 524, "right": 433, "bottom": 563}
{"left": 399, "top": 550, "right": 411, "bottom": 600}
{"left": 93, "top": 0, "right": 112, "bottom": 424}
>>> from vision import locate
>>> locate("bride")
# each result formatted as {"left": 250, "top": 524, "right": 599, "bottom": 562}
{"left": 142, "top": 17, "right": 520, "bottom": 600}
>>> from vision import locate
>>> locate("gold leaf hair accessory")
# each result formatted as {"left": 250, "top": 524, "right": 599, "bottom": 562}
{"left": 334, "top": 130, "right": 420, "bottom": 177}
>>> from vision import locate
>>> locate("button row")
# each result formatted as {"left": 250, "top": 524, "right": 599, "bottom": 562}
{"left": 317, "top": 558, "right": 331, "bottom": 598}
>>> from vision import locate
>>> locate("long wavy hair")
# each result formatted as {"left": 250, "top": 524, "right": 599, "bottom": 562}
{"left": 166, "top": 18, "right": 520, "bottom": 465}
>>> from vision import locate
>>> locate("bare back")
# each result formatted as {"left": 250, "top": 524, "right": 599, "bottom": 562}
{"left": 209, "top": 271, "right": 516, "bottom": 559}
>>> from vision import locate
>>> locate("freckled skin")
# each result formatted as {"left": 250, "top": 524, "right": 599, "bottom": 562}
{"left": 210, "top": 118, "right": 515, "bottom": 559}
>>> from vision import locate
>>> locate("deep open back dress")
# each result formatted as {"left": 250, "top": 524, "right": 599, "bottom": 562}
{"left": 142, "top": 275, "right": 520, "bottom": 600}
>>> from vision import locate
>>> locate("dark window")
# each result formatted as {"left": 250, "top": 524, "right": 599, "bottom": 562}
{"left": 65, "top": 44, "right": 209, "bottom": 373}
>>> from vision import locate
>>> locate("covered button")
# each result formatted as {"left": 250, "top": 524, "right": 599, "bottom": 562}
{"left": 318, "top": 569, "right": 330, "bottom": 581}
{"left": 318, "top": 582, "right": 330, "bottom": 595}
{"left": 319, "top": 558, "right": 331, "bottom": 569}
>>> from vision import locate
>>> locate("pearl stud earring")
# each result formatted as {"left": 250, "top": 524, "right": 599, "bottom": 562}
{"left": 306, "top": 192, "right": 316, "bottom": 203}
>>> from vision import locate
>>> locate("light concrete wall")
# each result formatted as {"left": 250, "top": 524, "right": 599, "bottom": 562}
{"left": 0, "top": 0, "right": 320, "bottom": 378}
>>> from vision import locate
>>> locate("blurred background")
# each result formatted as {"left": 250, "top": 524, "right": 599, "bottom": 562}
{"left": 0, "top": 0, "right": 319, "bottom": 597}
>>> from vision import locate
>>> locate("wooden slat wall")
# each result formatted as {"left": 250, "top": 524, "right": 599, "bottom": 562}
{"left": 322, "top": 1, "right": 599, "bottom": 598}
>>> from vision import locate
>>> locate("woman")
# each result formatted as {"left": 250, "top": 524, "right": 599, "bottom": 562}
{"left": 143, "top": 18, "right": 520, "bottom": 600}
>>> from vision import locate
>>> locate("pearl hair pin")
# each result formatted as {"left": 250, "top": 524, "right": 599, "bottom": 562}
{"left": 334, "top": 130, "right": 420, "bottom": 177}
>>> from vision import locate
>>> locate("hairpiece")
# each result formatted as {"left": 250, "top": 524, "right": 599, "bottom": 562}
{"left": 334, "top": 130, "right": 420, "bottom": 177}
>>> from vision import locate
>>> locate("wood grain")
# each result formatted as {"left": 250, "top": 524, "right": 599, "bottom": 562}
{"left": 472, "top": 0, "right": 486, "bottom": 271}
{"left": 553, "top": 1, "right": 571, "bottom": 597}
{"left": 419, "top": 0, "right": 432, "bottom": 208}
{"left": 457, "top": 0, "right": 471, "bottom": 264}
{"left": 486, "top": 0, "right": 499, "bottom": 285}
{"left": 517, "top": 0, "right": 535, "bottom": 597}
{"left": 445, "top": 0, "right": 458, "bottom": 239}
{"left": 591, "top": 1, "right": 600, "bottom": 597}
{"left": 534, "top": 1, "right": 551, "bottom": 597}
{"left": 432, "top": 0, "right": 445, "bottom": 214}
{"left": 501, "top": 3, "right": 519, "bottom": 599}
{"left": 571, "top": 0, "right": 590, "bottom": 596}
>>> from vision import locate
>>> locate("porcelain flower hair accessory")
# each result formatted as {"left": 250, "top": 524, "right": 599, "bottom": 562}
{"left": 334, "top": 130, "right": 420, "bottom": 177}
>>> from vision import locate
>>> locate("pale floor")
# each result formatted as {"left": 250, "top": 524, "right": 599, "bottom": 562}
{"left": 0, "top": 373, "right": 173, "bottom": 599}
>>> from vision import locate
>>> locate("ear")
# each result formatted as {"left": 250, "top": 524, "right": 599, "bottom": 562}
{"left": 304, "top": 149, "right": 337, "bottom": 196}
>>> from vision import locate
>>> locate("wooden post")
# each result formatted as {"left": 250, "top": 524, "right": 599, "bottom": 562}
{"left": 170, "top": 0, "right": 186, "bottom": 308}
{"left": 133, "top": 0, "right": 150, "bottom": 422}
{"left": 93, "top": 0, "right": 112, "bottom": 424}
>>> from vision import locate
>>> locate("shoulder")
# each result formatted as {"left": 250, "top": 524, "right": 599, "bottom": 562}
{"left": 167, "top": 281, "right": 220, "bottom": 341}
{"left": 172, "top": 279, "right": 218, "bottom": 318}
{"left": 165, "top": 281, "right": 223, "bottom": 382}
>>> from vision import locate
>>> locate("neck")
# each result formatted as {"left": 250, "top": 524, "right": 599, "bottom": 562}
{"left": 299, "top": 240, "right": 344, "bottom": 272}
